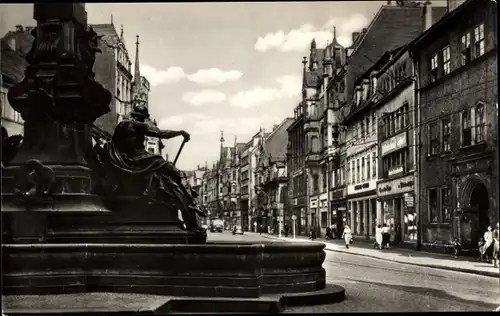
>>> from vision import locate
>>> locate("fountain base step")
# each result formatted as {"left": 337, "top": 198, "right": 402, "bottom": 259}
{"left": 2, "top": 285, "right": 345, "bottom": 314}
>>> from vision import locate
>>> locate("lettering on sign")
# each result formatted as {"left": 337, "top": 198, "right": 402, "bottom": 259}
{"left": 354, "top": 183, "right": 370, "bottom": 191}
{"left": 399, "top": 180, "right": 414, "bottom": 189}
{"left": 331, "top": 188, "right": 345, "bottom": 200}
{"left": 381, "top": 132, "right": 407, "bottom": 156}
{"left": 378, "top": 185, "right": 391, "bottom": 193}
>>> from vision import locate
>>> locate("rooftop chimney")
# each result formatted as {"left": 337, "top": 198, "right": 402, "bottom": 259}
{"left": 352, "top": 32, "right": 361, "bottom": 45}
{"left": 424, "top": 1, "right": 433, "bottom": 31}
{"left": 15, "top": 25, "right": 23, "bottom": 32}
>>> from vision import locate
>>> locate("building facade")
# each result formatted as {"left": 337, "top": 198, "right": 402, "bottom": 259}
{"left": 255, "top": 118, "right": 293, "bottom": 234}
{"left": 375, "top": 46, "right": 418, "bottom": 245}
{"left": 287, "top": 103, "right": 307, "bottom": 235}
{"left": 410, "top": 0, "right": 498, "bottom": 249}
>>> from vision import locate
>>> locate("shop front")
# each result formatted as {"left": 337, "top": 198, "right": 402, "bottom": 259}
{"left": 330, "top": 186, "right": 347, "bottom": 238}
{"left": 377, "top": 174, "right": 417, "bottom": 244}
{"left": 347, "top": 180, "right": 377, "bottom": 239}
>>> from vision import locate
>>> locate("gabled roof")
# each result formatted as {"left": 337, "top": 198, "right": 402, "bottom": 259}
{"left": 91, "top": 24, "right": 121, "bottom": 47}
{"left": 263, "top": 118, "right": 294, "bottom": 161}
{"left": 347, "top": 4, "right": 428, "bottom": 96}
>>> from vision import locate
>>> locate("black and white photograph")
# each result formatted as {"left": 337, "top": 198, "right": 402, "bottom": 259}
{"left": 1, "top": 0, "right": 499, "bottom": 313}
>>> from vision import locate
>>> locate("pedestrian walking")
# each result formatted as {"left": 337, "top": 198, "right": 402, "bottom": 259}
{"left": 342, "top": 225, "right": 352, "bottom": 249}
{"left": 381, "top": 224, "right": 390, "bottom": 249}
{"left": 375, "top": 224, "right": 383, "bottom": 249}
{"left": 451, "top": 237, "right": 461, "bottom": 258}
{"left": 310, "top": 227, "right": 316, "bottom": 240}
{"left": 478, "top": 237, "right": 487, "bottom": 262}
{"left": 483, "top": 226, "right": 494, "bottom": 262}
{"left": 331, "top": 224, "right": 336, "bottom": 239}
{"left": 284, "top": 223, "right": 289, "bottom": 237}
{"left": 325, "top": 226, "right": 332, "bottom": 240}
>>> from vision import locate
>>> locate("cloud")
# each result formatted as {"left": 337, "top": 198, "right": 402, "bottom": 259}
{"left": 140, "top": 65, "right": 186, "bottom": 86}
{"left": 255, "top": 14, "right": 368, "bottom": 52}
{"left": 181, "top": 89, "right": 227, "bottom": 106}
{"left": 187, "top": 68, "right": 243, "bottom": 85}
{"left": 229, "top": 74, "right": 301, "bottom": 109}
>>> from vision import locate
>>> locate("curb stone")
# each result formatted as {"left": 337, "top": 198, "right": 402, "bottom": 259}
{"left": 259, "top": 234, "right": 499, "bottom": 278}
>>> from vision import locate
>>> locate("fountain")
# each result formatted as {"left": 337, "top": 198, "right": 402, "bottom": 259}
{"left": 1, "top": 3, "right": 345, "bottom": 314}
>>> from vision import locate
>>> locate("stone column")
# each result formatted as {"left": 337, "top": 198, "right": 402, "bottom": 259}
{"left": 368, "top": 199, "right": 373, "bottom": 236}
{"left": 376, "top": 200, "right": 383, "bottom": 226}
{"left": 364, "top": 199, "right": 369, "bottom": 239}
{"left": 350, "top": 201, "right": 355, "bottom": 231}
{"left": 356, "top": 200, "right": 361, "bottom": 234}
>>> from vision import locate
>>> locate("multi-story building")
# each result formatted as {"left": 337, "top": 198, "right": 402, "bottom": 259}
{"left": 287, "top": 103, "right": 307, "bottom": 235}
{"left": 336, "top": 1, "right": 447, "bottom": 240}
{"left": 410, "top": 0, "right": 498, "bottom": 250}
{"left": 1, "top": 35, "right": 26, "bottom": 137}
{"left": 182, "top": 166, "right": 207, "bottom": 225}
{"left": 255, "top": 118, "right": 294, "bottom": 234}
{"left": 374, "top": 45, "right": 418, "bottom": 245}
{"left": 239, "top": 142, "right": 251, "bottom": 231}
{"left": 92, "top": 23, "right": 133, "bottom": 123}
{"left": 248, "top": 129, "right": 269, "bottom": 230}
{"left": 302, "top": 40, "right": 325, "bottom": 236}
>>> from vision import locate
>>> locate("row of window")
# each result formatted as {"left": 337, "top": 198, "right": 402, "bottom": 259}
{"left": 382, "top": 148, "right": 410, "bottom": 178}
{"left": 429, "top": 103, "right": 485, "bottom": 155}
{"left": 346, "top": 152, "right": 378, "bottom": 185}
{"left": 429, "top": 23, "right": 485, "bottom": 83}
{"left": 352, "top": 112, "right": 377, "bottom": 142}
{"left": 380, "top": 103, "right": 410, "bottom": 140}
{"left": 428, "top": 187, "right": 452, "bottom": 224}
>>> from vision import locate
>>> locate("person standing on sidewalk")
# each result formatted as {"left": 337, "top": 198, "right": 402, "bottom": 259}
{"left": 375, "top": 224, "right": 383, "bottom": 249}
{"left": 493, "top": 222, "right": 499, "bottom": 268}
{"left": 381, "top": 224, "right": 390, "bottom": 249}
{"left": 484, "top": 226, "right": 494, "bottom": 262}
{"left": 342, "top": 225, "right": 352, "bottom": 249}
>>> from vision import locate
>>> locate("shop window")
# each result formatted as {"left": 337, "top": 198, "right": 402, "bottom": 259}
{"left": 429, "top": 123, "right": 440, "bottom": 155}
{"left": 428, "top": 189, "right": 438, "bottom": 223}
{"left": 441, "top": 117, "right": 451, "bottom": 152}
{"left": 461, "top": 109, "right": 472, "bottom": 147}
{"left": 461, "top": 32, "right": 471, "bottom": 66}
{"left": 474, "top": 23, "right": 485, "bottom": 58}
{"left": 442, "top": 45, "right": 451, "bottom": 75}
{"left": 475, "top": 102, "right": 485, "bottom": 143}
{"left": 441, "top": 187, "right": 451, "bottom": 223}
{"left": 430, "top": 53, "right": 438, "bottom": 82}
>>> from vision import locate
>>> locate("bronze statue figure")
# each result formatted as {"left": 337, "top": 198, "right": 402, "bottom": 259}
{"left": 93, "top": 105, "right": 207, "bottom": 232}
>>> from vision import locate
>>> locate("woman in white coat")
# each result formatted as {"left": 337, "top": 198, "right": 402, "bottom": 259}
{"left": 375, "top": 224, "right": 383, "bottom": 249}
{"left": 342, "top": 225, "right": 352, "bottom": 249}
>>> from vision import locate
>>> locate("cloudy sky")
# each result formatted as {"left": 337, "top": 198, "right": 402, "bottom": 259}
{"left": 0, "top": 2, "right": 385, "bottom": 170}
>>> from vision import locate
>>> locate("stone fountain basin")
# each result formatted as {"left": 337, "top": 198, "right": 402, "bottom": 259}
{"left": 3, "top": 241, "right": 326, "bottom": 297}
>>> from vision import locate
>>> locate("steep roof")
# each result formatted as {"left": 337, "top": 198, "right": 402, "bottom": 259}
{"left": 91, "top": 24, "right": 120, "bottom": 47}
{"left": 347, "top": 5, "right": 427, "bottom": 97}
{"left": 263, "top": 118, "right": 294, "bottom": 161}
{"left": 1, "top": 41, "right": 27, "bottom": 85}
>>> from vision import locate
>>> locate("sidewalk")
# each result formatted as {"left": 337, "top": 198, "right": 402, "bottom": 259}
{"left": 255, "top": 233, "right": 500, "bottom": 278}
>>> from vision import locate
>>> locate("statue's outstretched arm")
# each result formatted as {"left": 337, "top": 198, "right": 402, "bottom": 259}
{"left": 138, "top": 122, "right": 183, "bottom": 139}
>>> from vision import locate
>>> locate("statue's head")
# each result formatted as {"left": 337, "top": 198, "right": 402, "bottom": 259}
{"left": 131, "top": 104, "right": 150, "bottom": 121}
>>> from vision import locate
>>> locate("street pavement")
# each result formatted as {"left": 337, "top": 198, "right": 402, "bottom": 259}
{"left": 208, "top": 231, "right": 500, "bottom": 312}
{"left": 257, "top": 233, "right": 500, "bottom": 277}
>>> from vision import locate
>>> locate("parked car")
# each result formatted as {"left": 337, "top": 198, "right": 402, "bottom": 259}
{"left": 232, "top": 225, "right": 243, "bottom": 235}
{"left": 210, "top": 219, "right": 224, "bottom": 233}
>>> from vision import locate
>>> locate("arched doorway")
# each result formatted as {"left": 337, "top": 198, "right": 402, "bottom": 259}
{"left": 469, "top": 182, "right": 490, "bottom": 244}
